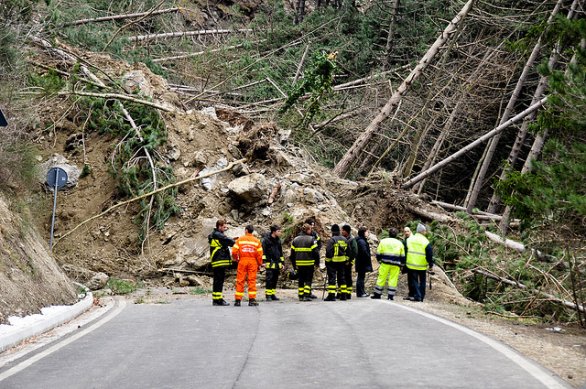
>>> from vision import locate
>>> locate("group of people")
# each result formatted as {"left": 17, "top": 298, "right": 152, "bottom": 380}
{"left": 207, "top": 218, "right": 433, "bottom": 307}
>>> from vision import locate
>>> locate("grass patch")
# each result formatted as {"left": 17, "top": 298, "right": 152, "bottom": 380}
{"left": 107, "top": 278, "right": 137, "bottom": 295}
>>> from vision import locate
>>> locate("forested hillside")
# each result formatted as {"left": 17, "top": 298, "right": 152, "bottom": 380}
{"left": 0, "top": 0, "right": 584, "bottom": 328}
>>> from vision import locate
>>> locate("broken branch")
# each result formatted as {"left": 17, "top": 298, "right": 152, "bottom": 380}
{"left": 55, "top": 158, "right": 246, "bottom": 246}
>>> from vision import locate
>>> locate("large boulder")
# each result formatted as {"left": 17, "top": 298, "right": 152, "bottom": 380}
{"left": 38, "top": 154, "right": 81, "bottom": 190}
{"left": 227, "top": 173, "right": 268, "bottom": 204}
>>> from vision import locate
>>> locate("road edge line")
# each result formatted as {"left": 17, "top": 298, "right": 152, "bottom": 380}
{"left": 0, "top": 299, "right": 126, "bottom": 382}
{"left": 388, "top": 301, "right": 570, "bottom": 389}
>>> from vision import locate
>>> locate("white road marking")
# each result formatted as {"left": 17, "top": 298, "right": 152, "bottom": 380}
{"left": 0, "top": 299, "right": 126, "bottom": 382}
{"left": 388, "top": 301, "right": 570, "bottom": 389}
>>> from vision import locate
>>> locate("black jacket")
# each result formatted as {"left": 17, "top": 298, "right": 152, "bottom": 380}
{"left": 262, "top": 233, "right": 284, "bottom": 268}
{"left": 208, "top": 228, "right": 235, "bottom": 268}
{"left": 290, "top": 233, "right": 319, "bottom": 268}
{"left": 355, "top": 236, "right": 373, "bottom": 273}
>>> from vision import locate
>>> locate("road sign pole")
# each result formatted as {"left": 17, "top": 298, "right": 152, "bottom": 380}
{"left": 49, "top": 169, "right": 59, "bottom": 251}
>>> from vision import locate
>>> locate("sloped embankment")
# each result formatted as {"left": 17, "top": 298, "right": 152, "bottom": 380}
{"left": 0, "top": 196, "right": 77, "bottom": 324}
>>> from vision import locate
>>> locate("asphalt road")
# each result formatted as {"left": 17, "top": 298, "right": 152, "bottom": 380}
{"left": 0, "top": 298, "right": 569, "bottom": 389}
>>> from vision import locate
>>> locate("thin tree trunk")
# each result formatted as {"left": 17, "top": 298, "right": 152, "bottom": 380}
{"left": 333, "top": 0, "right": 476, "bottom": 177}
{"left": 128, "top": 28, "right": 252, "bottom": 42}
{"left": 472, "top": 268, "right": 585, "bottom": 314}
{"left": 465, "top": 0, "right": 563, "bottom": 213}
{"left": 295, "top": 0, "right": 306, "bottom": 24}
{"left": 294, "top": 44, "right": 310, "bottom": 84}
{"left": 63, "top": 7, "right": 180, "bottom": 26}
{"left": 497, "top": 0, "right": 580, "bottom": 231}
{"left": 401, "top": 97, "right": 547, "bottom": 189}
{"left": 384, "top": 0, "right": 400, "bottom": 70}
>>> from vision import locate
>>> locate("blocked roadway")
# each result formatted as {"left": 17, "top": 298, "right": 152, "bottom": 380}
{"left": 0, "top": 297, "right": 569, "bottom": 388}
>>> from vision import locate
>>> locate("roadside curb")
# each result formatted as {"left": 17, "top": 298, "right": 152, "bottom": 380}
{"left": 0, "top": 291, "right": 94, "bottom": 353}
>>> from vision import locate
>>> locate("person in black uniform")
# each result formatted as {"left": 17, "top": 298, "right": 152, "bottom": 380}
{"left": 209, "top": 219, "right": 235, "bottom": 306}
{"left": 262, "top": 225, "right": 284, "bottom": 301}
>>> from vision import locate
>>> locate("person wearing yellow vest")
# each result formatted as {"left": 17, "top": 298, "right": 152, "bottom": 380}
{"left": 405, "top": 223, "right": 434, "bottom": 302}
{"left": 232, "top": 225, "right": 264, "bottom": 306}
{"left": 208, "top": 219, "right": 235, "bottom": 306}
{"left": 324, "top": 224, "right": 348, "bottom": 301}
{"left": 371, "top": 227, "right": 405, "bottom": 300}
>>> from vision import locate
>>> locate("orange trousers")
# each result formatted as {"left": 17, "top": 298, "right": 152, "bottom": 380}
{"left": 235, "top": 258, "right": 258, "bottom": 300}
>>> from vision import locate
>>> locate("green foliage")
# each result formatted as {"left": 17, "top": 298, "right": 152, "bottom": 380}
{"left": 28, "top": 70, "right": 66, "bottom": 95}
{"left": 497, "top": 18, "right": 586, "bottom": 242}
{"left": 190, "top": 287, "right": 211, "bottom": 296}
{"left": 281, "top": 51, "right": 337, "bottom": 128}
{"left": 77, "top": 95, "right": 181, "bottom": 244}
{"left": 107, "top": 278, "right": 137, "bottom": 295}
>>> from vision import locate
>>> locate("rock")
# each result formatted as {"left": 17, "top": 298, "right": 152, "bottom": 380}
{"left": 227, "top": 173, "right": 268, "bottom": 204}
{"left": 278, "top": 129, "right": 291, "bottom": 144}
{"left": 87, "top": 272, "right": 109, "bottom": 291}
{"left": 121, "top": 70, "right": 153, "bottom": 97}
{"left": 231, "top": 162, "right": 250, "bottom": 177}
{"left": 167, "top": 146, "right": 181, "bottom": 161}
{"left": 189, "top": 151, "right": 207, "bottom": 168}
{"left": 64, "top": 133, "right": 83, "bottom": 151}
{"left": 185, "top": 275, "right": 204, "bottom": 286}
{"left": 39, "top": 154, "right": 81, "bottom": 189}
{"left": 303, "top": 187, "right": 325, "bottom": 204}
{"left": 200, "top": 157, "right": 228, "bottom": 191}
{"left": 200, "top": 106, "right": 218, "bottom": 120}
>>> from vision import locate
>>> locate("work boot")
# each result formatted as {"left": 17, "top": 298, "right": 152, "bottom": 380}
{"left": 213, "top": 299, "right": 230, "bottom": 306}
{"left": 309, "top": 293, "right": 318, "bottom": 299}
{"left": 234, "top": 300, "right": 241, "bottom": 307}
{"left": 346, "top": 293, "right": 352, "bottom": 300}
{"left": 336, "top": 294, "right": 341, "bottom": 300}
{"left": 340, "top": 294, "right": 347, "bottom": 301}
{"left": 271, "top": 295, "right": 280, "bottom": 301}
{"left": 302, "top": 295, "right": 312, "bottom": 302}
{"left": 266, "top": 295, "right": 272, "bottom": 302}
{"left": 249, "top": 299, "right": 259, "bottom": 306}
{"left": 370, "top": 293, "right": 381, "bottom": 299}
{"left": 324, "top": 294, "right": 336, "bottom": 301}
{"left": 387, "top": 295, "right": 394, "bottom": 301}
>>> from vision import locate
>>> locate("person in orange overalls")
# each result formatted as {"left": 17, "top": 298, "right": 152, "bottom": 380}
{"left": 232, "top": 225, "right": 264, "bottom": 306}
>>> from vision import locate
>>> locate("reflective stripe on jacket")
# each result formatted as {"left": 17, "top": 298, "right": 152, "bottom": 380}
{"left": 376, "top": 237, "right": 405, "bottom": 266}
{"left": 232, "top": 233, "right": 263, "bottom": 266}
{"left": 290, "top": 234, "right": 318, "bottom": 267}
{"left": 325, "top": 235, "right": 348, "bottom": 262}
{"left": 406, "top": 233, "right": 430, "bottom": 270}
{"left": 208, "top": 229, "right": 235, "bottom": 268}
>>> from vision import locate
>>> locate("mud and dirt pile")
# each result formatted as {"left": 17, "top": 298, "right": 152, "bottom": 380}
{"left": 22, "top": 43, "right": 464, "bottom": 303}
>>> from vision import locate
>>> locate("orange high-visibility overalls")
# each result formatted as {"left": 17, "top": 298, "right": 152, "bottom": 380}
{"left": 232, "top": 233, "right": 263, "bottom": 301}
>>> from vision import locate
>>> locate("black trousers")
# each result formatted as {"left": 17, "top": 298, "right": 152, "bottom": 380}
{"left": 355, "top": 271, "right": 367, "bottom": 296}
{"left": 326, "top": 262, "right": 346, "bottom": 294}
{"left": 298, "top": 266, "right": 314, "bottom": 296}
{"left": 265, "top": 268, "right": 279, "bottom": 290}
{"left": 343, "top": 263, "right": 353, "bottom": 294}
{"left": 212, "top": 267, "right": 226, "bottom": 300}
{"left": 407, "top": 268, "right": 427, "bottom": 301}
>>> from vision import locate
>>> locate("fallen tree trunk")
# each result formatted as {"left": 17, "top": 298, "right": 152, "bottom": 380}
{"left": 60, "top": 90, "right": 173, "bottom": 112}
{"left": 55, "top": 158, "right": 246, "bottom": 246}
{"left": 405, "top": 204, "right": 456, "bottom": 224}
{"left": 472, "top": 268, "right": 585, "bottom": 314}
{"left": 484, "top": 231, "right": 525, "bottom": 252}
{"left": 432, "top": 201, "right": 503, "bottom": 220}
{"left": 401, "top": 96, "right": 548, "bottom": 189}
{"left": 128, "top": 28, "right": 252, "bottom": 42}
{"left": 63, "top": 7, "right": 181, "bottom": 26}
{"left": 333, "top": 0, "right": 476, "bottom": 177}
